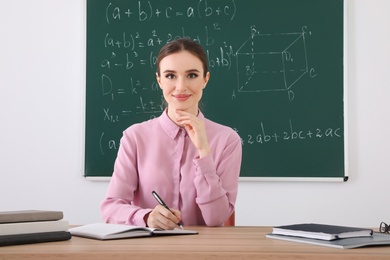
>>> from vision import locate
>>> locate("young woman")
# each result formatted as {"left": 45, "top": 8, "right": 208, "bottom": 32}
{"left": 101, "top": 38, "right": 242, "bottom": 229}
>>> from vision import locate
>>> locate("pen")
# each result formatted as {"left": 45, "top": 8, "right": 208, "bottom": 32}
{"left": 152, "top": 190, "right": 184, "bottom": 229}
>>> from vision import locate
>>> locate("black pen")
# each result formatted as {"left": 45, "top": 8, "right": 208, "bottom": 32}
{"left": 152, "top": 190, "right": 184, "bottom": 229}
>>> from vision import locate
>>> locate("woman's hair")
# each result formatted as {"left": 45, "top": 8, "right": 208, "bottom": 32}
{"left": 156, "top": 38, "right": 209, "bottom": 78}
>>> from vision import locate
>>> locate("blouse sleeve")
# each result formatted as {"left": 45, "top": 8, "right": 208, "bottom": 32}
{"left": 100, "top": 130, "right": 152, "bottom": 227}
{"left": 193, "top": 130, "right": 242, "bottom": 226}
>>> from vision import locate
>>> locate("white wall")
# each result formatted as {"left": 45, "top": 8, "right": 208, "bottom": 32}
{"left": 0, "top": 0, "right": 389, "bottom": 227}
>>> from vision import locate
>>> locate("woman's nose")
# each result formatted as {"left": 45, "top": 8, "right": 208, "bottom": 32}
{"left": 175, "top": 77, "right": 186, "bottom": 91}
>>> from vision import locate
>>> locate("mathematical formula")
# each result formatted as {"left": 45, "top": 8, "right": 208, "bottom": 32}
{"left": 237, "top": 119, "right": 342, "bottom": 146}
{"left": 105, "top": 0, "right": 237, "bottom": 24}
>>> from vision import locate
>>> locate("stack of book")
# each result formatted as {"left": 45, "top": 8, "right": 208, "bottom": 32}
{"left": 0, "top": 210, "right": 71, "bottom": 246}
{"left": 266, "top": 223, "right": 390, "bottom": 249}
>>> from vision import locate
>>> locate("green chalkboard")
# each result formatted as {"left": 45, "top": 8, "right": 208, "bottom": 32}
{"left": 85, "top": 0, "right": 346, "bottom": 180}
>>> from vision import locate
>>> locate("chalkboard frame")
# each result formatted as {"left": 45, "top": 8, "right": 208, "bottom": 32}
{"left": 84, "top": 0, "right": 348, "bottom": 182}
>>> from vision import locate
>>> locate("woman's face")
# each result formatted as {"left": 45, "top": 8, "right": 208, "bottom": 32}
{"left": 157, "top": 50, "right": 210, "bottom": 116}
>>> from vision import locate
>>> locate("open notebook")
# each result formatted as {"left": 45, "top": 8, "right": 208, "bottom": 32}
{"left": 68, "top": 223, "right": 197, "bottom": 240}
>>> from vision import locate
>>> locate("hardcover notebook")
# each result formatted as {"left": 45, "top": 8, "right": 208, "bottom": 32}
{"left": 0, "top": 231, "right": 71, "bottom": 247}
{"left": 0, "top": 220, "right": 69, "bottom": 236}
{"left": 266, "top": 232, "right": 390, "bottom": 249}
{"left": 271, "top": 223, "right": 373, "bottom": 241}
{"left": 0, "top": 210, "right": 63, "bottom": 224}
{"left": 68, "top": 223, "right": 198, "bottom": 240}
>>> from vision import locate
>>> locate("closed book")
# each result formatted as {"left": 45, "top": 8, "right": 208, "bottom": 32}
{"left": 0, "top": 220, "right": 69, "bottom": 236}
{"left": 272, "top": 223, "right": 373, "bottom": 241}
{"left": 0, "top": 210, "right": 63, "bottom": 224}
{"left": 0, "top": 231, "right": 71, "bottom": 247}
{"left": 69, "top": 223, "right": 198, "bottom": 240}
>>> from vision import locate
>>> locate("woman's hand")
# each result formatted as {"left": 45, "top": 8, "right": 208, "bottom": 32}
{"left": 145, "top": 205, "right": 182, "bottom": 230}
{"left": 175, "top": 110, "right": 210, "bottom": 158}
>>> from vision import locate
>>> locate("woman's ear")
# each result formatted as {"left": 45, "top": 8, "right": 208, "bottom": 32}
{"left": 203, "top": 72, "right": 210, "bottom": 89}
{"left": 156, "top": 72, "right": 161, "bottom": 88}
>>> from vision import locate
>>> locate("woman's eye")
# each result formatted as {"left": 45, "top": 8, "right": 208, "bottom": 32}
{"left": 188, "top": 73, "right": 198, "bottom": 79}
{"left": 165, "top": 74, "right": 175, "bottom": 79}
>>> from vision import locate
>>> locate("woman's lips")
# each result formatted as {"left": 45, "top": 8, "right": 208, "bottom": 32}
{"left": 173, "top": 94, "right": 191, "bottom": 101}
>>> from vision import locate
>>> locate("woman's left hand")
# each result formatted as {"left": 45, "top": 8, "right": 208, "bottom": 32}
{"left": 175, "top": 110, "right": 210, "bottom": 158}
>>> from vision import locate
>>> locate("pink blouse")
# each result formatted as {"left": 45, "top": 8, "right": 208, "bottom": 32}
{"left": 100, "top": 110, "right": 242, "bottom": 227}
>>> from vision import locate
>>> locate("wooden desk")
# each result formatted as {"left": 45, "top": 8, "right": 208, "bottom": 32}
{"left": 0, "top": 226, "right": 389, "bottom": 259}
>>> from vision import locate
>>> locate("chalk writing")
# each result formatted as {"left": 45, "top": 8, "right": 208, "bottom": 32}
{"left": 235, "top": 25, "right": 317, "bottom": 101}
{"left": 237, "top": 119, "right": 342, "bottom": 146}
{"left": 105, "top": 0, "right": 237, "bottom": 24}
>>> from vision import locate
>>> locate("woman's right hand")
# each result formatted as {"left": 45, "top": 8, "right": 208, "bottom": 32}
{"left": 145, "top": 205, "right": 182, "bottom": 230}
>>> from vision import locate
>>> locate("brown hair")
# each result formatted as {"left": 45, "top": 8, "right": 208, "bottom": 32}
{"left": 156, "top": 38, "right": 209, "bottom": 78}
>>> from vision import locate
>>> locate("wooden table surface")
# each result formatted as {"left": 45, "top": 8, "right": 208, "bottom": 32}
{"left": 0, "top": 226, "right": 389, "bottom": 259}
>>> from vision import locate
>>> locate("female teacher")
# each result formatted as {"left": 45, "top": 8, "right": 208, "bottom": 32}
{"left": 101, "top": 38, "right": 242, "bottom": 230}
